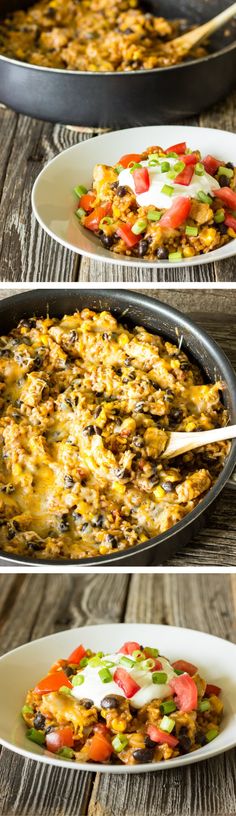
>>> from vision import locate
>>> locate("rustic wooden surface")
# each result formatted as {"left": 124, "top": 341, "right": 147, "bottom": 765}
{"left": 0, "top": 573, "right": 235, "bottom": 816}
{"left": 0, "top": 90, "right": 236, "bottom": 283}
{"left": 0, "top": 287, "right": 235, "bottom": 567}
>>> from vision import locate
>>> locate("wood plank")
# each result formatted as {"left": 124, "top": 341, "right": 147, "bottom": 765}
{"left": 88, "top": 574, "right": 236, "bottom": 816}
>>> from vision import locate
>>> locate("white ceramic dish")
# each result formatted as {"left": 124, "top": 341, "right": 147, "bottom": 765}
{"left": 0, "top": 623, "right": 235, "bottom": 773}
{"left": 32, "top": 125, "right": 236, "bottom": 269}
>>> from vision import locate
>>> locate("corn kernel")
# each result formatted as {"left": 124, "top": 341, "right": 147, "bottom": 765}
{"left": 200, "top": 227, "right": 217, "bottom": 247}
{"left": 140, "top": 533, "right": 148, "bottom": 542}
{"left": 118, "top": 333, "right": 129, "bottom": 346}
{"left": 183, "top": 246, "right": 195, "bottom": 258}
{"left": 171, "top": 359, "right": 180, "bottom": 369}
{"left": 41, "top": 335, "right": 48, "bottom": 346}
{"left": 228, "top": 228, "right": 236, "bottom": 238}
{"left": 99, "top": 545, "right": 108, "bottom": 555}
{"left": 14, "top": 464, "right": 22, "bottom": 477}
{"left": 111, "top": 718, "right": 126, "bottom": 732}
{"left": 112, "top": 481, "right": 126, "bottom": 495}
{"left": 185, "top": 422, "right": 196, "bottom": 432}
{"left": 153, "top": 485, "right": 165, "bottom": 500}
{"left": 113, "top": 207, "right": 121, "bottom": 218}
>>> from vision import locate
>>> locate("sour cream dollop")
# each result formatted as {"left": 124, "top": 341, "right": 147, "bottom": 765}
{"left": 71, "top": 651, "right": 176, "bottom": 709}
{"left": 118, "top": 158, "right": 220, "bottom": 211}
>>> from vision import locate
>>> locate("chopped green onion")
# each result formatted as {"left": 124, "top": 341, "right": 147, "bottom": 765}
{"left": 59, "top": 686, "right": 72, "bottom": 695}
{"left": 75, "top": 207, "right": 86, "bottom": 219}
{"left": 159, "top": 716, "right": 175, "bottom": 733}
{"left": 79, "top": 657, "right": 89, "bottom": 668}
{"left": 167, "top": 170, "right": 177, "bottom": 179}
{"left": 198, "top": 700, "right": 211, "bottom": 712}
{"left": 214, "top": 208, "right": 225, "bottom": 223}
{"left": 130, "top": 162, "right": 142, "bottom": 172}
{"left": 97, "top": 652, "right": 104, "bottom": 658}
{"left": 147, "top": 210, "right": 162, "bottom": 221}
{"left": 166, "top": 151, "right": 178, "bottom": 158}
{"left": 148, "top": 159, "right": 160, "bottom": 167}
{"left": 197, "top": 191, "right": 212, "bottom": 205}
{"left": 160, "top": 161, "right": 170, "bottom": 172}
{"left": 99, "top": 216, "right": 113, "bottom": 227}
{"left": 132, "top": 650, "right": 143, "bottom": 659}
{"left": 173, "top": 161, "right": 185, "bottom": 174}
{"left": 58, "top": 747, "right": 75, "bottom": 759}
{"left": 72, "top": 674, "right": 84, "bottom": 686}
{"left": 174, "top": 668, "right": 184, "bottom": 675}
{"left": 144, "top": 647, "right": 159, "bottom": 658}
{"left": 160, "top": 700, "right": 177, "bottom": 715}
{"left": 102, "top": 660, "right": 116, "bottom": 668}
{"left": 112, "top": 734, "right": 128, "bottom": 753}
{"left": 195, "top": 162, "right": 205, "bottom": 176}
{"left": 114, "top": 164, "right": 124, "bottom": 174}
{"left": 27, "top": 728, "right": 45, "bottom": 745}
{"left": 131, "top": 218, "right": 147, "bottom": 235}
{"left": 99, "top": 667, "right": 112, "bottom": 683}
{"left": 21, "top": 705, "right": 34, "bottom": 717}
{"left": 168, "top": 251, "right": 183, "bottom": 261}
{"left": 119, "top": 656, "right": 135, "bottom": 668}
{"left": 139, "top": 658, "right": 155, "bottom": 671}
{"left": 152, "top": 671, "right": 167, "bottom": 684}
{"left": 148, "top": 153, "right": 161, "bottom": 162}
{"left": 89, "top": 656, "right": 103, "bottom": 667}
{"left": 218, "top": 166, "right": 234, "bottom": 178}
{"left": 185, "top": 225, "right": 198, "bottom": 236}
{"left": 161, "top": 184, "right": 174, "bottom": 197}
{"left": 206, "top": 728, "right": 218, "bottom": 742}
{"left": 74, "top": 184, "right": 87, "bottom": 198}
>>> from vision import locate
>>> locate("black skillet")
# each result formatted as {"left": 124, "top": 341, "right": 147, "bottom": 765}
{"left": 0, "top": 0, "right": 235, "bottom": 127}
{"left": 0, "top": 288, "right": 235, "bottom": 567}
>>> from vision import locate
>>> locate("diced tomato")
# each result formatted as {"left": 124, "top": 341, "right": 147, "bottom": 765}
{"left": 84, "top": 203, "right": 112, "bottom": 232}
{"left": 150, "top": 659, "right": 162, "bottom": 672}
{"left": 166, "top": 142, "right": 187, "bottom": 155}
{"left": 34, "top": 670, "right": 72, "bottom": 695}
{"left": 172, "top": 660, "right": 198, "bottom": 677}
{"left": 212, "top": 187, "right": 236, "bottom": 210}
{"left": 116, "top": 223, "right": 140, "bottom": 248}
{"left": 224, "top": 213, "right": 236, "bottom": 231}
{"left": 88, "top": 733, "right": 113, "bottom": 762}
{"left": 50, "top": 659, "right": 67, "bottom": 672}
{"left": 67, "top": 644, "right": 86, "bottom": 665}
{"left": 117, "top": 641, "right": 141, "bottom": 655}
{"left": 205, "top": 683, "right": 221, "bottom": 697}
{"left": 169, "top": 673, "right": 198, "bottom": 712}
{"left": 79, "top": 193, "right": 96, "bottom": 212}
{"left": 114, "top": 667, "right": 141, "bottom": 698}
{"left": 147, "top": 725, "right": 179, "bottom": 748}
{"left": 118, "top": 153, "right": 143, "bottom": 169}
{"left": 203, "top": 155, "right": 221, "bottom": 176}
{"left": 93, "top": 723, "right": 109, "bottom": 736}
{"left": 174, "top": 165, "right": 194, "bottom": 186}
{"left": 133, "top": 167, "right": 150, "bottom": 194}
{"left": 160, "top": 196, "right": 191, "bottom": 229}
{"left": 46, "top": 726, "right": 74, "bottom": 754}
{"left": 179, "top": 153, "right": 198, "bottom": 166}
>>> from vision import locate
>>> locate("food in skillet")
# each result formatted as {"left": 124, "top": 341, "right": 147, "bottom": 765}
{"left": 0, "top": 0, "right": 208, "bottom": 72}
{"left": 0, "top": 308, "right": 229, "bottom": 558}
{"left": 21, "top": 639, "right": 223, "bottom": 764}
{"left": 74, "top": 141, "right": 236, "bottom": 260}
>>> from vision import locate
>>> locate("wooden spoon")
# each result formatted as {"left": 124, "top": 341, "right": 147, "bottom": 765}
{"left": 169, "top": 2, "right": 236, "bottom": 59}
{"left": 162, "top": 424, "right": 236, "bottom": 459}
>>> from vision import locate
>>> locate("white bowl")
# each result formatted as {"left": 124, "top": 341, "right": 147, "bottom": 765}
{"left": 32, "top": 125, "right": 236, "bottom": 270}
{"left": 0, "top": 623, "right": 235, "bottom": 773}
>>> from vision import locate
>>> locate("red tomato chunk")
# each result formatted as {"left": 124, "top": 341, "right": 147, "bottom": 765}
{"left": 169, "top": 673, "right": 198, "bottom": 712}
{"left": 46, "top": 726, "right": 74, "bottom": 753}
{"left": 160, "top": 196, "right": 191, "bottom": 229}
{"left": 114, "top": 667, "right": 141, "bottom": 698}
{"left": 67, "top": 644, "right": 86, "bottom": 664}
{"left": 34, "top": 670, "right": 72, "bottom": 694}
{"left": 133, "top": 167, "right": 150, "bottom": 194}
{"left": 172, "top": 660, "right": 198, "bottom": 676}
{"left": 147, "top": 724, "right": 179, "bottom": 748}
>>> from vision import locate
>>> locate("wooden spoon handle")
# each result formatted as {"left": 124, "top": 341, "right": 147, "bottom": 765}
{"left": 172, "top": 2, "right": 236, "bottom": 54}
{"left": 162, "top": 424, "right": 236, "bottom": 459}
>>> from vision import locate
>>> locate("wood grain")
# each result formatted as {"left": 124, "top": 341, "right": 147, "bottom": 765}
{"left": 0, "top": 574, "right": 235, "bottom": 816}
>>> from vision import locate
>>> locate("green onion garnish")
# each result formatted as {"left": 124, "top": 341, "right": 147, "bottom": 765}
{"left": 114, "top": 164, "right": 124, "bottom": 174}
{"left": 214, "top": 208, "right": 225, "bottom": 223}
{"left": 166, "top": 151, "right": 178, "bottom": 158}
{"left": 102, "top": 660, "right": 116, "bottom": 668}
{"left": 218, "top": 166, "right": 234, "bottom": 178}
{"left": 160, "top": 161, "right": 170, "bottom": 172}
{"left": 112, "top": 734, "right": 128, "bottom": 753}
{"left": 75, "top": 207, "right": 86, "bottom": 219}
{"left": 59, "top": 685, "right": 72, "bottom": 695}
{"left": 195, "top": 162, "right": 205, "bottom": 176}
{"left": 21, "top": 705, "right": 34, "bottom": 716}
{"left": 161, "top": 184, "right": 174, "bottom": 197}
{"left": 144, "top": 647, "right": 159, "bottom": 658}
{"left": 206, "top": 728, "right": 218, "bottom": 742}
{"left": 152, "top": 671, "right": 167, "bottom": 684}
{"left": 148, "top": 159, "right": 160, "bottom": 167}
{"left": 168, "top": 251, "right": 183, "bottom": 261}
{"left": 139, "top": 658, "right": 155, "bottom": 670}
{"left": 99, "top": 667, "right": 112, "bottom": 683}
{"left": 167, "top": 170, "right": 177, "bottom": 179}
{"left": 185, "top": 225, "right": 198, "bottom": 236}
{"left": 159, "top": 715, "right": 175, "bottom": 733}
{"left": 148, "top": 153, "right": 161, "bottom": 162}
{"left": 130, "top": 162, "right": 142, "bottom": 172}
{"left": 131, "top": 218, "right": 147, "bottom": 235}
{"left": 79, "top": 657, "right": 89, "bottom": 668}
{"left": 174, "top": 668, "right": 184, "bottom": 675}
{"left": 72, "top": 674, "right": 84, "bottom": 686}
{"left": 119, "top": 656, "right": 135, "bottom": 668}
{"left": 160, "top": 700, "right": 177, "bottom": 715}
{"left": 132, "top": 650, "right": 143, "bottom": 659}
{"left": 173, "top": 161, "right": 185, "bottom": 174}
{"left": 58, "top": 747, "right": 75, "bottom": 759}
{"left": 89, "top": 656, "right": 103, "bottom": 667}
{"left": 27, "top": 728, "right": 45, "bottom": 745}
{"left": 198, "top": 700, "right": 211, "bottom": 712}
{"left": 99, "top": 216, "right": 113, "bottom": 227}
{"left": 197, "top": 191, "right": 212, "bottom": 205}
{"left": 147, "top": 210, "right": 162, "bottom": 221}
{"left": 74, "top": 184, "right": 87, "bottom": 198}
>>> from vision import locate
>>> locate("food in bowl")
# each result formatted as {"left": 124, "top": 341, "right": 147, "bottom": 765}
{"left": 0, "top": 0, "right": 208, "bottom": 72}
{"left": 0, "top": 307, "right": 229, "bottom": 558}
{"left": 74, "top": 141, "right": 236, "bottom": 260}
{"left": 21, "top": 639, "right": 223, "bottom": 765}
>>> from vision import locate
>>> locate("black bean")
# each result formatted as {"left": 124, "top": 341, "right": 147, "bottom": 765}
{"left": 94, "top": 405, "right": 102, "bottom": 418}
{"left": 180, "top": 362, "right": 190, "bottom": 371}
{"left": 117, "top": 186, "right": 127, "bottom": 197}
{"left": 138, "top": 239, "right": 149, "bottom": 257}
{"left": 59, "top": 515, "right": 70, "bottom": 533}
{"left": 179, "top": 735, "right": 191, "bottom": 753}
{"left": 100, "top": 695, "right": 122, "bottom": 709}
{"left": 161, "top": 481, "right": 174, "bottom": 492}
{"left": 106, "top": 534, "right": 118, "bottom": 548}
{"left": 32, "top": 355, "right": 43, "bottom": 369}
{"left": 110, "top": 181, "right": 118, "bottom": 190}
{"left": 156, "top": 247, "right": 168, "bottom": 260}
{"left": 93, "top": 514, "right": 104, "bottom": 528}
{"left": 145, "top": 735, "right": 157, "bottom": 749}
{"left": 80, "top": 699, "right": 94, "bottom": 709}
{"left": 28, "top": 540, "right": 44, "bottom": 551}
{"left": 100, "top": 234, "right": 114, "bottom": 249}
{"left": 34, "top": 712, "right": 46, "bottom": 730}
{"left": 133, "top": 748, "right": 154, "bottom": 762}
{"left": 83, "top": 425, "right": 96, "bottom": 436}
{"left": 124, "top": 356, "right": 131, "bottom": 366}
{"left": 68, "top": 330, "right": 77, "bottom": 343}
{"left": 64, "top": 475, "right": 75, "bottom": 489}
{"left": 216, "top": 222, "right": 228, "bottom": 235}
{"left": 114, "top": 467, "right": 126, "bottom": 478}
{"left": 94, "top": 426, "right": 102, "bottom": 435}
{"left": 81, "top": 522, "right": 90, "bottom": 533}
{"left": 170, "top": 409, "right": 183, "bottom": 423}
{"left": 226, "top": 162, "right": 234, "bottom": 170}
{"left": 219, "top": 175, "right": 230, "bottom": 187}
{"left": 114, "top": 367, "right": 122, "bottom": 376}
{"left": 134, "top": 401, "right": 145, "bottom": 412}
{"left": 196, "top": 731, "right": 207, "bottom": 746}
{"left": 64, "top": 666, "right": 74, "bottom": 678}
{"left": 7, "top": 528, "right": 16, "bottom": 540}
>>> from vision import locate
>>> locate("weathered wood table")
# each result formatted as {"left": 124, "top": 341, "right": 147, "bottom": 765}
{"left": 0, "top": 287, "right": 235, "bottom": 567}
{"left": 0, "top": 91, "right": 235, "bottom": 284}
{"left": 0, "top": 573, "right": 236, "bottom": 816}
